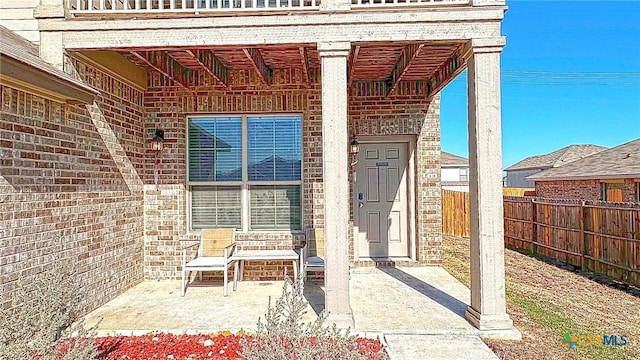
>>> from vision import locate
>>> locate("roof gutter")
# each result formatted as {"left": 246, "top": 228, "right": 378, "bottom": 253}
{"left": 1, "top": 56, "right": 98, "bottom": 104}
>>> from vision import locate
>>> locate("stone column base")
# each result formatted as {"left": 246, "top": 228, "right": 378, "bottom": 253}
{"left": 324, "top": 312, "right": 355, "bottom": 329}
{"left": 465, "top": 306, "right": 514, "bottom": 331}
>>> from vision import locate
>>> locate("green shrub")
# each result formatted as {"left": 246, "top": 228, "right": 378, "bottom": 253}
{"left": 0, "top": 258, "right": 97, "bottom": 360}
{"left": 240, "top": 276, "right": 388, "bottom": 360}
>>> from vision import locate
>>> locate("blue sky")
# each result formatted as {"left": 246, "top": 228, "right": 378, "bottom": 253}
{"left": 440, "top": 1, "right": 640, "bottom": 168}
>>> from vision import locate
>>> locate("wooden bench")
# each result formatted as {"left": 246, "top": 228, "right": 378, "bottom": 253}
{"left": 231, "top": 249, "right": 300, "bottom": 281}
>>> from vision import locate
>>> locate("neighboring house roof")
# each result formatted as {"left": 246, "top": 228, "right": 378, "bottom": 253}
{"left": 528, "top": 138, "right": 640, "bottom": 181}
{"left": 0, "top": 25, "right": 97, "bottom": 102}
{"left": 504, "top": 144, "right": 607, "bottom": 171}
{"left": 441, "top": 151, "right": 468, "bottom": 166}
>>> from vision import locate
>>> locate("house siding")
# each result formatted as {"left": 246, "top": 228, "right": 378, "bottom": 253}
{"left": 535, "top": 179, "right": 638, "bottom": 202}
{"left": 0, "top": 0, "right": 40, "bottom": 44}
{"left": 0, "top": 61, "right": 146, "bottom": 313}
{"left": 505, "top": 169, "right": 543, "bottom": 188}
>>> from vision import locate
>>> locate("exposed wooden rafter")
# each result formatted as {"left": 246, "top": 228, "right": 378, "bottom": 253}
{"left": 347, "top": 45, "right": 360, "bottom": 87}
{"left": 243, "top": 48, "right": 272, "bottom": 86}
{"left": 423, "top": 47, "right": 465, "bottom": 99}
{"left": 130, "top": 51, "right": 191, "bottom": 89}
{"left": 386, "top": 43, "right": 424, "bottom": 97}
{"left": 184, "top": 49, "right": 228, "bottom": 88}
{"left": 299, "top": 47, "right": 310, "bottom": 84}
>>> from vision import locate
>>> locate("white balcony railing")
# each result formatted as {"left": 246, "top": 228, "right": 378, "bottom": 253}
{"left": 68, "top": 0, "right": 320, "bottom": 13}
{"left": 352, "top": 0, "right": 469, "bottom": 8}
{"left": 67, "top": 0, "right": 470, "bottom": 15}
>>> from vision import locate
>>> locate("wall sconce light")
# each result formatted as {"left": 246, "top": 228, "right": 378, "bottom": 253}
{"left": 151, "top": 128, "right": 165, "bottom": 152}
{"left": 349, "top": 136, "right": 359, "bottom": 167}
{"left": 349, "top": 137, "right": 360, "bottom": 156}
{"left": 151, "top": 128, "right": 165, "bottom": 190}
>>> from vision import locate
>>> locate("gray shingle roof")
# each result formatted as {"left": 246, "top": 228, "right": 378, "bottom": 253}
{"left": 0, "top": 26, "right": 96, "bottom": 95}
{"left": 528, "top": 138, "right": 640, "bottom": 181}
{"left": 504, "top": 144, "right": 607, "bottom": 171}
{"left": 441, "top": 151, "right": 468, "bottom": 166}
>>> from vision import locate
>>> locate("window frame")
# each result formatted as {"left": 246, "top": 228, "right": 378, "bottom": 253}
{"left": 186, "top": 113, "right": 304, "bottom": 232}
{"left": 600, "top": 181, "right": 624, "bottom": 202}
{"left": 635, "top": 181, "right": 640, "bottom": 202}
{"left": 459, "top": 167, "right": 469, "bottom": 182}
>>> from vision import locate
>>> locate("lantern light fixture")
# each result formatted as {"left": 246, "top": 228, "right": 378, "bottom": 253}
{"left": 151, "top": 128, "right": 165, "bottom": 152}
{"left": 349, "top": 137, "right": 360, "bottom": 156}
{"left": 349, "top": 136, "right": 359, "bottom": 168}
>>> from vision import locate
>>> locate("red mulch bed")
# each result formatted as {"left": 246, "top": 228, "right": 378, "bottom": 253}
{"left": 64, "top": 333, "right": 386, "bottom": 359}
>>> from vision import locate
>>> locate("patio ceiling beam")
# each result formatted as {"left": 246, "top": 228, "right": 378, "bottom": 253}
{"left": 185, "top": 49, "right": 228, "bottom": 88}
{"left": 243, "top": 48, "right": 272, "bottom": 86}
{"left": 347, "top": 45, "right": 360, "bottom": 87}
{"left": 424, "top": 46, "right": 465, "bottom": 99}
{"left": 386, "top": 43, "right": 423, "bottom": 97}
{"left": 299, "top": 47, "right": 310, "bottom": 85}
{"left": 130, "top": 50, "right": 191, "bottom": 89}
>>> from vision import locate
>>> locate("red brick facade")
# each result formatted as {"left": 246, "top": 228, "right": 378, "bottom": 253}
{"left": 1, "top": 59, "right": 443, "bottom": 307}
{"left": 535, "top": 179, "right": 639, "bottom": 202}
{"left": 0, "top": 64, "right": 146, "bottom": 313}
{"left": 143, "top": 69, "right": 442, "bottom": 280}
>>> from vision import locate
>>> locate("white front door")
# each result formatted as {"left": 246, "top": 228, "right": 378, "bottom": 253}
{"left": 356, "top": 142, "right": 409, "bottom": 258}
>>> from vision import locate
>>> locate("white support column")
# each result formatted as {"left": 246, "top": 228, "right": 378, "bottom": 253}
{"left": 318, "top": 41, "right": 353, "bottom": 328}
{"left": 465, "top": 38, "right": 519, "bottom": 338}
{"left": 39, "top": 32, "right": 65, "bottom": 71}
{"left": 36, "top": 0, "right": 67, "bottom": 71}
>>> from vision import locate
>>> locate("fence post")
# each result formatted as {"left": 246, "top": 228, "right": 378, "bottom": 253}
{"left": 580, "top": 200, "right": 587, "bottom": 272}
{"left": 531, "top": 199, "right": 537, "bottom": 256}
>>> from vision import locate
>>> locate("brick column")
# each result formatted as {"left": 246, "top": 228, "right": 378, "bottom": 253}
{"left": 465, "top": 38, "right": 518, "bottom": 337}
{"left": 318, "top": 41, "right": 353, "bottom": 328}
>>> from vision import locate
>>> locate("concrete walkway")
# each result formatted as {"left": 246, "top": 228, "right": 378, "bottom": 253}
{"left": 84, "top": 266, "right": 498, "bottom": 359}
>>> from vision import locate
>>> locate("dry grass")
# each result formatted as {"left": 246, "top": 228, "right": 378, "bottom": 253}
{"left": 442, "top": 235, "right": 640, "bottom": 360}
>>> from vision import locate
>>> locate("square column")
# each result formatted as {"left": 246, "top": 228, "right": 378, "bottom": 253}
{"left": 318, "top": 41, "right": 354, "bottom": 328}
{"left": 465, "top": 38, "right": 517, "bottom": 336}
{"left": 36, "top": 0, "right": 66, "bottom": 70}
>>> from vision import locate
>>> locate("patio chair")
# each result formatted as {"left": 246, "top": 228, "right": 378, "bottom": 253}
{"left": 181, "top": 228, "right": 238, "bottom": 297}
{"left": 300, "top": 228, "right": 325, "bottom": 285}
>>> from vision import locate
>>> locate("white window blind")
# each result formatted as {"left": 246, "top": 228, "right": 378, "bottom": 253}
{"left": 191, "top": 186, "right": 242, "bottom": 229}
{"left": 187, "top": 115, "right": 302, "bottom": 231}
{"left": 250, "top": 185, "right": 302, "bottom": 230}
{"left": 247, "top": 116, "right": 302, "bottom": 181}
{"left": 188, "top": 117, "right": 242, "bottom": 182}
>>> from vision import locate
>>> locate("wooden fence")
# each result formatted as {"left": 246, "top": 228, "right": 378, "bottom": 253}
{"left": 442, "top": 190, "right": 470, "bottom": 237}
{"left": 502, "top": 187, "right": 536, "bottom": 197}
{"left": 442, "top": 190, "right": 640, "bottom": 286}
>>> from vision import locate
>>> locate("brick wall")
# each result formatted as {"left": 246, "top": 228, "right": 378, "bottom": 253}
{"left": 535, "top": 179, "right": 638, "bottom": 202}
{"left": 350, "top": 92, "right": 442, "bottom": 265}
{"left": 1, "top": 61, "right": 444, "bottom": 298}
{"left": 622, "top": 179, "right": 638, "bottom": 202}
{"left": 0, "top": 60, "right": 146, "bottom": 313}
{"left": 143, "top": 68, "right": 442, "bottom": 279}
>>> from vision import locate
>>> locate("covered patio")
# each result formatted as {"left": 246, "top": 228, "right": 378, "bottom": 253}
{"left": 86, "top": 267, "right": 474, "bottom": 335}
{"left": 84, "top": 266, "right": 501, "bottom": 358}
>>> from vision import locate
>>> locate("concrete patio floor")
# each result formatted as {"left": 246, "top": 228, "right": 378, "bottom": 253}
{"left": 84, "top": 266, "right": 499, "bottom": 359}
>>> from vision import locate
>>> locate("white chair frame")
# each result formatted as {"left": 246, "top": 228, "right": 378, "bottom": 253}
{"left": 181, "top": 233, "right": 239, "bottom": 297}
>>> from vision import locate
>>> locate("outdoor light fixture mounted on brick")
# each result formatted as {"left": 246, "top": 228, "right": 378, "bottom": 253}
{"left": 151, "top": 128, "right": 165, "bottom": 190}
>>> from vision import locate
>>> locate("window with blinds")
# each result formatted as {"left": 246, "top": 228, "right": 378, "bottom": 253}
{"left": 191, "top": 186, "right": 241, "bottom": 229}
{"left": 187, "top": 115, "right": 302, "bottom": 231}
